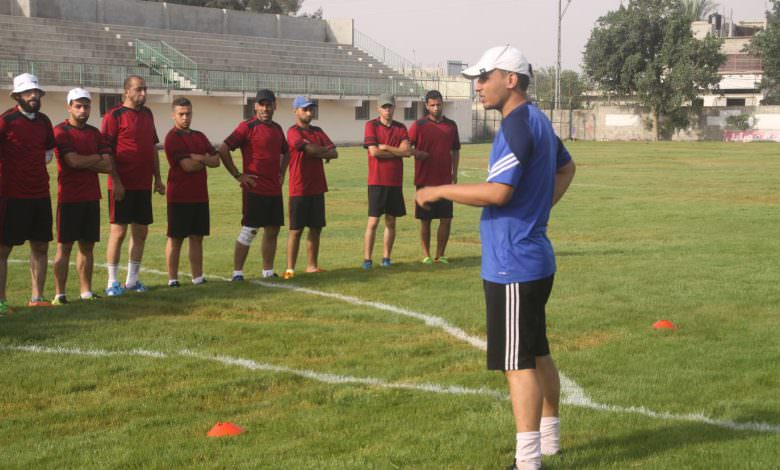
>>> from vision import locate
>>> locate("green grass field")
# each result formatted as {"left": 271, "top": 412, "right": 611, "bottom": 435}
{"left": 1, "top": 141, "right": 779, "bottom": 469}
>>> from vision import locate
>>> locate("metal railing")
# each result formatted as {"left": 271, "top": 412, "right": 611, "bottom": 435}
{"left": 134, "top": 39, "right": 198, "bottom": 89}
{"left": 0, "top": 59, "right": 471, "bottom": 99}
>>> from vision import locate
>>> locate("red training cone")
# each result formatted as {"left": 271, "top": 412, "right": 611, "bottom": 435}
{"left": 207, "top": 422, "right": 246, "bottom": 437}
{"left": 653, "top": 320, "right": 676, "bottom": 330}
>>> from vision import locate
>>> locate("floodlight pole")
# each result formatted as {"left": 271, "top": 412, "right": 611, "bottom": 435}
{"left": 555, "top": 0, "right": 573, "bottom": 111}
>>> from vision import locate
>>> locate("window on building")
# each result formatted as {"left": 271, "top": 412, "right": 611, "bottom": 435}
{"left": 355, "top": 100, "right": 369, "bottom": 120}
{"left": 726, "top": 98, "right": 746, "bottom": 107}
{"left": 99, "top": 94, "right": 122, "bottom": 116}
{"left": 243, "top": 99, "right": 255, "bottom": 120}
{"left": 404, "top": 102, "right": 419, "bottom": 121}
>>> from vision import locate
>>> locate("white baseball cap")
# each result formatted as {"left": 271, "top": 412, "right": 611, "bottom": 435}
{"left": 462, "top": 45, "right": 533, "bottom": 79}
{"left": 67, "top": 88, "right": 92, "bottom": 104}
{"left": 11, "top": 73, "right": 44, "bottom": 95}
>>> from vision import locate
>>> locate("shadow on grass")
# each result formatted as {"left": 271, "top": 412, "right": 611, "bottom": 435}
{"left": 557, "top": 422, "right": 751, "bottom": 468}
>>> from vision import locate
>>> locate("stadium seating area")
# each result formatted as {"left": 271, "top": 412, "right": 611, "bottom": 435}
{"left": 0, "top": 13, "right": 418, "bottom": 95}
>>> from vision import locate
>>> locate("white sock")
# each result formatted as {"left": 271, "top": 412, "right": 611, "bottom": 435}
{"left": 262, "top": 269, "right": 275, "bottom": 278}
{"left": 232, "top": 270, "right": 244, "bottom": 278}
{"left": 540, "top": 417, "right": 561, "bottom": 456}
{"left": 126, "top": 261, "right": 141, "bottom": 287}
{"left": 192, "top": 276, "right": 205, "bottom": 285}
{"left": 55, "top": 293, "right": 66, "bottom": 300}
{"left": 80, "top": 291, "right": 94, "bottom": 299}
{"left": 168, "top": 279, "right": 179, "bottom": 286}
{"left": 515, "top": 431, "right": 541, "bottom": 469}
{"left": 107, "top": 264, "right": 119, "bottom": 286}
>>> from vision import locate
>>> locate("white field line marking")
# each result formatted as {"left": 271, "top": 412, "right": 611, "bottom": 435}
{"left": 6, "top": 260, "right": 780, "bottom": 433}
{"left": 0, "top": 344, "right": 505, "bottom": 400}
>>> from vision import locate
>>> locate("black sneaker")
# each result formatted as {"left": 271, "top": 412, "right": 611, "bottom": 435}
{"left": 168, "top": 280, "right": 181, "bottom": 288}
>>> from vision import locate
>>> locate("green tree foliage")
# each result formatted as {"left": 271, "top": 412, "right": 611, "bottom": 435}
{"left": 529, "top": 67, "right": 590, "bottom": 109}
{"left": 747, "top": 1, "right": 780, "bottom": 103}
{"left": 584, "top": 0, "right": 724, "bottom": 139}
{"left": 146, "top": 0, "right": 304, "bottom": 15}
{"left": 680, "top": 0, "right": 719, "bottom": 21}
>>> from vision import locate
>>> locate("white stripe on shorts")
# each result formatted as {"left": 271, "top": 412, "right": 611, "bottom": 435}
{"left": 505, "top": 283, "right": 519, "bottom": 370}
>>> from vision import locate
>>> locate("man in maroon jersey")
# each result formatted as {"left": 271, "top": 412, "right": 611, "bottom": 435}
{"left": 0, "top": 73, "right": 56, "bottom": 311}
{"left": 218, "top": 89, "right": 289, "bottom": 281}
{"left": 361, "top": 94, "right": 420, "bottom": 269}
{"left": 51, "top": 88, "right": 113, "bottom": 304}
{"left": 409, "top": 90, "right": 461, "bottom": 264}
{"left": 283, "top": 96, "right": 338, "bottom": 280}
{"left": 101, "top": 75, "right": 164, "bottom": 296}
{"left": 163, "top": 97, "right": 220, "bottom": 287}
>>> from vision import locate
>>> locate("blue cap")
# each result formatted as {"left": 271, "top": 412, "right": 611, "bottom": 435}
{"left": 293, "top": 96, "right": 316, "bottom": 109}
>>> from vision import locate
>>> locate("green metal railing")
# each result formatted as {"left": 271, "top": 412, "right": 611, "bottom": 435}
{"left": 134, "top": 39, "right": 198, "bottom": 89}
{"left": 0, "top": 59, "right": 471, "bottom": 99}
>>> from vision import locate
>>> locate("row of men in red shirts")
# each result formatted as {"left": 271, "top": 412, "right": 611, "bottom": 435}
{"left": 0, "top": 73, "right": 460, "bottom": 312}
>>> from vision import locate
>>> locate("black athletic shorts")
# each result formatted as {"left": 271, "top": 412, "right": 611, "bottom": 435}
{"left": 109, "top": 189, "right": 153, "bottom": 225}
{"left": 242, "top": 192, "right": 284, "bottom": 228}
{"left": 57, "top": 200, "right": 100, "bottom": 244}
{"left": 0, "top": 197, "right": 53, "bottom": 246}
{"left": 167, "top": 202, "right": 210, "bottom": 238}
{"left": 367, "top": 185, "right": 406, "bottom": 217}
{"left": 289, "top": 194, "right": 326, "bottom": 230}
{"left": 415, "top": 185, "right": 454, "bottom": 220}
{"left": 484, "top": 275, "right": 554, "bottom": 371}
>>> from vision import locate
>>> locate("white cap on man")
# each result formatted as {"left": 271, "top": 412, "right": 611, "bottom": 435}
{"left": 11, "top": 73, "right": 44, "bottom": 95}
{"left": 461, "top": 45, "right": 533, "bottom": 79}
{"left": 67, "top": 88, "right": 92, "bottom": 104}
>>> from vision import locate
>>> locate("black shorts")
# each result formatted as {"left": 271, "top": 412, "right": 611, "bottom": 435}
{"left": 289, "top": 194, "right": 326, "bottom": 230}
{"left": 242, "top": 192, "right": 284, "bottom": 228}
{"left": 484, "top": 276, "right": 554, "bottom": 371}
{"left": 57, "top": 200, "right": 100, "bottom": 244}
{"left": 0, "top": 197, "right": 53, "bottom": 246}
{"left": 415, "top": 186, "right": 453, "bottom": 220}
{"left": 367, "top": 185, "right": 406, "bottom": 217}
{"left": 167, "top": 202, "right": 210, "bottom": 238}
{"left": 109, "top": 190, "right": 153, "bottom": 225}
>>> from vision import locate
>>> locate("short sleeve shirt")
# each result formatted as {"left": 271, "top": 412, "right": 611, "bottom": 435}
{"left": 363, "top": 118, "right": 409, "bottom": 187}
{"left": 286, "top": 125, "right": 335, "bottom": 197}
{"left": 0, "top": 107, "right": 55, "bottom": 199}
{"left": 409, "top": 116, "right": 461, "bottom": 186}
{"left": 480, "top": 103, "right": 572, "bottom": 284}
{"left": 164, "top": 128, "right": 215, "bottom": 203}
{"left": 101, "top": 105, "right": 159, "bottom": 191}
{"left": 224, "top": 118, "right": 288, "bottom": 196}
{"left": 54, "top": 121, "right": 111, "bottom": 203}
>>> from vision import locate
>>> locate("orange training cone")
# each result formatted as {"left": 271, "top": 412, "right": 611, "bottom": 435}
{"left": 207, "top": 422, "right": 246, "bottom": 437}
{"left": 653, "top": 320, "right": 676, "bottom": 330}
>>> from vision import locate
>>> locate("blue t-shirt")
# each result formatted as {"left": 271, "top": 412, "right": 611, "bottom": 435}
{"left": 480, "top": 102, "right": 572, "bottom": 284}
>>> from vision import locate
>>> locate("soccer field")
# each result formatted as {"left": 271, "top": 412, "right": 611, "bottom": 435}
{"left": 1, "top": 141, "right": 779, "bottom": 469}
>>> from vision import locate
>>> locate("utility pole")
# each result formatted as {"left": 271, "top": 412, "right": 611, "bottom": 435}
{"left": 555, "top": 0, "right": 573, "bottom": 111}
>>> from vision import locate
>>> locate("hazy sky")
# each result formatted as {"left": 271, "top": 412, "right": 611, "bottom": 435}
{"left": 299, "top": 0, "right": 770, "bottom": 71}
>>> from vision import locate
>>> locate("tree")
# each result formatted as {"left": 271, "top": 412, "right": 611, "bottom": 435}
{"left": 747, "top": 1, "right": 780, "bottom": 103}
{"left": 529, "top": 67, "right": 590, "bottom": 109}
{"left": 583, "top": 0, "right": 724, "bottom": 139}
{"left": 680, "top": 0, "right": 719, "bottom": 21}
{"left": 146, "top": 0, "right": 304, "bottom": 15}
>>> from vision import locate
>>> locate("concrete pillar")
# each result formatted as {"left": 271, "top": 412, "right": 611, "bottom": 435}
{"left": 96, "top": 0, "right": 104, "bottom": 23}
{"left": 221, "top": 8, "right": 228, "bottom": 35}
{"left": 162, "top": 1, "right": 170, "bottom": 30}
{"left": 275, "top": 14, "right": 281, "bottom": 39}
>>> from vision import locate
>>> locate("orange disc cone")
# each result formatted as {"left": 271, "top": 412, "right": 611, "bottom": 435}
{"left": 207, "top": 422, "right": 246, "bottom": 437}
{"left": 653, "top": 320, "right": 676, "bottom": 330}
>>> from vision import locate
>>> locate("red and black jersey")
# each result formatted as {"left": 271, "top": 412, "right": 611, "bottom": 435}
{"left": 224, "top": 117, "right": 288, "bottom": 196}
{"left": 101, "top": 105, "right": 159, "bottom": 191}
{"left": 53, "top": 121, "right": 111, "bottom": 203}
{"left": 0, "top": 106, "right": 55, "bottom": 199}
{"left": 409, "top": 116, "right": 461, "bottom": 186}
{"left": 363, "top": 118, "right": 409, "bottom": 187}
{"left": 164, "top": 127, "right": 215, "bottom": 204}
{"left": 286, "top": 125, "right": 335, "bottom": 197}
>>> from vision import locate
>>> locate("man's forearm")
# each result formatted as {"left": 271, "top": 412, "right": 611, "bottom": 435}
{"left": 553, "top": 161, "right": 576, "bottom": 206}
{"left": 428, "top": 182, "right": 513, "bottom": 208}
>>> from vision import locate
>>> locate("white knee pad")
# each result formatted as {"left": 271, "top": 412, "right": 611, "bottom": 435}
{"left": 237, "top": 226, "right": 258, "bottom": 246}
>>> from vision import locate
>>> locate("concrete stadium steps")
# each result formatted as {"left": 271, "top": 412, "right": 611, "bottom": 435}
{"left": 0, "top": 14, "right": 405, "bottom": 82}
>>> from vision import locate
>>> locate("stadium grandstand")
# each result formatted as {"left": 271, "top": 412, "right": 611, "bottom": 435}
{"left": 0, "top": 0, "right": 473, "bottom": 143}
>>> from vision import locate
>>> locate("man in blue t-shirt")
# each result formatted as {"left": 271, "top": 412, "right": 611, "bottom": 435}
{"left": 416, "top": 45, "right": 576, "bottom": 470}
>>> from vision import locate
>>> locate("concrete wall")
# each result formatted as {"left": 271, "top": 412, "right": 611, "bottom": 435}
{"left": 26, "top": 0, "right": 333, "bottom": 43}
{"left": 325, "top": 18, "right": 353, "bottom": 45}
{"left": 0, "top": 0, "right": 11, "bottom": 15}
